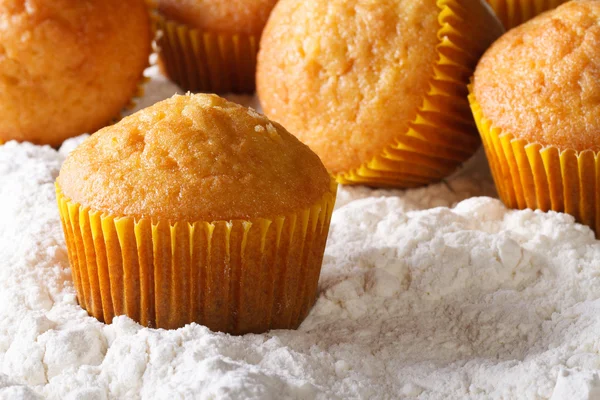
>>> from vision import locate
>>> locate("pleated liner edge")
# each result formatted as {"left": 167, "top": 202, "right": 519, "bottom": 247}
{"left": 485, "top": 0, "right": 567, "bottom": 29}
{"left": 56, "top": 180, "right": 337, "bottom": 334}
{"left": 469, "top": 86, "right": 600, "bottom": 237}
{"left": 156, "top": 14, "right": 258, "bottom": 94}
{"left": 336, "top": 0, "right": 487, "bottom": 188}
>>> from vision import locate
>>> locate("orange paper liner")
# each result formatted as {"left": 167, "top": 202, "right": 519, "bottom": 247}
{"left": 156, "top": 15, "right": 258, "bottom": 94}
{"left": 56, "top": 181, "right": 337, "bottom": 334}
{"left": 485, "top": 0, "right": 567, "bottom": 29}
{"left": 469, "top": 88, "right": 600, "bottom": 235}
{"left": 337, "top": 0, "right": 493, "bottom": 188}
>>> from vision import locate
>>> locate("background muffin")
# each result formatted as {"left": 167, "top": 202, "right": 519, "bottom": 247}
{"left": 157, "top": 0, "right": 278, "bottom": 94}
{"left": 0, "top": 0, "right": 152, "bottom": 147}
{"left": 56, "top": 93, "right": 337, "bottom": 334}
{"left": 486, "top": 0, "right": 568, "bottom": 29}
{"left": 470, "top": 0, "right": 600, "bottom": 234}
{"left": 257, "top": 0, "right": 503, "bottom": 188}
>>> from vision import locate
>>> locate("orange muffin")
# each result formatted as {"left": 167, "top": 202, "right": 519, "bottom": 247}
{"left": 257, "top": 0, "right": 504, "bottom": 188}
{"left": 0, "top": 0, "right": 153, "bottom": 147}
{"left": 470, "top": 0, "right": 600, "bottom": 234}
{"left": 157, "top": 0, "right": 278, "bottom": 94}
{"left": 56, "top": 93, "right": 337, "bottom": 334}
{"left": 486, "top": 0, "right": 568, "bottom": 29}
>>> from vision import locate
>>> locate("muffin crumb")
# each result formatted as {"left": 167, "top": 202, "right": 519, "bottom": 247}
{"left": 247, "top": 108, "right": 261, "bottom": 119}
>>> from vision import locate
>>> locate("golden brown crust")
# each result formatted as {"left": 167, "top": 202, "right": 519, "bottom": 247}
{"left": 157, "top": 0, "right": 279, "bottom": 35}
{"left": 474, "top": 0, "right": 600, "bottom": 152}
{"left": 57, "top": 94, "right": 332, "bottom": 222}
{"left": 0, "top": 0, "right": 152, "bottom": 147}
{"left": 257, "top": 0, "right": 504, "bottom": 175}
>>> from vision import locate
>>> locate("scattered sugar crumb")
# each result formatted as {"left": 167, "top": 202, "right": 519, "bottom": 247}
{"left": 246, "top": 107, "right": 262, "bottom": 120}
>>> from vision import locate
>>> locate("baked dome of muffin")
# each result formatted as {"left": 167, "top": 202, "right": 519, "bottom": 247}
{"left": 474, "top": 0, "right": 600, "bottom": 152}
{"left": 257, "top": 0, "right": 503, "bottom": 187}
{"left": 56, "top": 93, "right": 336, "bottom": 333}
{"left": 158, "top": 0, "right": 278, "bottom": 36}
{"left": 0, "top": 0, "right": 152, "bottom": 147}
{"left": 58, "top": 94, "right": 331, "bottom": 222}
{"left": 470, "top": 0, "right": 600, "bottom": 234}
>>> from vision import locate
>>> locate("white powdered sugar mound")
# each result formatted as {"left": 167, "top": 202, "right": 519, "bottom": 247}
{"left": 334, "top": 149, "right": 497, "bottom": 211}
{"left": 2, "top": 69, "right": 600, "bottom": 399}
{"left": 3, "top": 141, "right": 600, "bottom": 400}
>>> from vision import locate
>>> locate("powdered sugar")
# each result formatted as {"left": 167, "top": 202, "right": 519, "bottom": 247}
{"left": 335, "top": 149, "right": 497, "bottom": 211}
{"left": 1, "top": 69, "right": 600, "bottom": 399}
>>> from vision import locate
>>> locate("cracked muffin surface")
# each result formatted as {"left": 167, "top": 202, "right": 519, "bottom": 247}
{"left": 474, "top": 0, "right": 600, "bottom": 151}
{"left": 57, "top": 93, "right": 331, "bottom": 222}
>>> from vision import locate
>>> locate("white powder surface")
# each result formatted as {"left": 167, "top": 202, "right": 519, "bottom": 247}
{"left": 2, "top": 68, "right": 600, "bottom": 400}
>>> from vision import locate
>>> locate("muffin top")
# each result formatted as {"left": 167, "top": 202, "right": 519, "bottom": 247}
{"left": 158, "top": 0, "right": 279, "bottom": 36}
{"left": 474, "top": 0, "right": 600, "bottom": 152}
{"left": 257, "top": 0, "right": 503, "bottom": 175}
{"left": 57, "top": 94, "right": 332, "bottom": 222}
{"left": 0, "top": 0, "right": 152, "bottom": 147}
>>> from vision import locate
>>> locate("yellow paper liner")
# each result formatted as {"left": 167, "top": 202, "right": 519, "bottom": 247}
{"left": 336, "top": 0, "right": 494, "bottom": 188}
{"left": 485, "top": 0, "right": 567, "bottom": 29}
{"left": 56, "top": 180, "right": 337, "bottom": 334}
{"left": 469, "top": 88, "right": 600, "bottom": 235}
{"left": 156, "top": 15, "right": 258, "bottom": 94}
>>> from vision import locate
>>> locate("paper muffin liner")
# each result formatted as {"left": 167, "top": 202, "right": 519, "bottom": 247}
{"left": 336, "top": 0, "right": 487, "bottom": 188}
{"left": 469, "top": 88, "right": 600, "bottom": 235}
{"left": 56, "top": 181, "right": 337, "bottom": 334}
{"left": 156, "top": 15, "right": 258, "bottom": 94}
{"left": 485, "top": 0, "right": 566, "bottom": 29}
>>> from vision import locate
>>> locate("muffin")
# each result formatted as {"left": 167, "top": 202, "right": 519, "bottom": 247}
{"left": 56, "top": 93, "right": 337, "bottom": 334}
{"left": 470, "top": 0, "right": 600, "bottom": 234}
{"left": 486, "top": 0, "right": 568, "bottom": 29}
{"left": 157, "top": 0, "right": 278, "bottom": 94}
{"left": 257, "top": 0, "right": 504, "bottom": 188}
{"left": 0, "top": 0, "right": 153, "bottom": 147}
